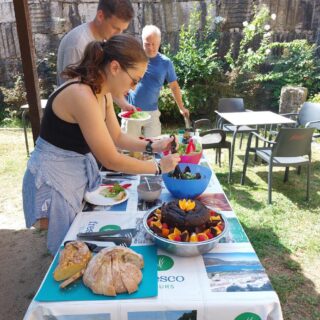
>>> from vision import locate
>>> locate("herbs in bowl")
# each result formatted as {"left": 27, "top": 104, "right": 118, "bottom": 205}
{"left": 162, "top": 163, "right": 212, "bottom": 199}
{"left": 176, "top": 137, "right": 203, "bottom": 164}
{"left": 177, "top": 140, "right": 202, "bottom": 155}
{"left": 99, "top": 183, "right": 126, "bottom": 201}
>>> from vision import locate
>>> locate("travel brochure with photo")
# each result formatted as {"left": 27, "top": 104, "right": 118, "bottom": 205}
{"left": 203, "top": 252, "right": 273, "bottom": 292}
{"left": 128, "top": 310, "right": 197, "bottom": 320}
{"left": 220, "top": 217, "right": 249, "bottom": 243}
{"left": 45, "top": 314, "right": 110, "bottom": 320}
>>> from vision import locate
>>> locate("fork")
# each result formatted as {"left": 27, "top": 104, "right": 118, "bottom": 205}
{"left": 76, "top": 235, "right": 132, "bottom": 247}
{"left": 64, "top": 240, "right": 130, "bottom": 251}
{"left": 77, "top": 228, "right": 136, "bottom": 238}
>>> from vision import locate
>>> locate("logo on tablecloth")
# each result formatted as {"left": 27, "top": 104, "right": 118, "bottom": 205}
{"left": 157, "top": 255, "right": 174, "bottom": 271}
{"left": 235, "top": 312, "right": 261, "bottom": 320}
{"left": 99, "top": 225, "right": 121, "bottom": 231}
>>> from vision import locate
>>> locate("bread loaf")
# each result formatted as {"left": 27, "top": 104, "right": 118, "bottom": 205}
{"left": 83, "top": 246, "right": 144, "bottom": 296}
{"left": 53, "top": 241, "right": 92, "bottom": 281}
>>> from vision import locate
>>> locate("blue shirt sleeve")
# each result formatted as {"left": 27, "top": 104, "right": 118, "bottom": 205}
{"left": 166, "top": 59, "right": 178, "bottom": 84}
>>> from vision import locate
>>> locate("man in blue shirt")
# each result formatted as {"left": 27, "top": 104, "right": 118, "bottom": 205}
{"left": 117, "top": 25, "right": 189, "bottom": 137}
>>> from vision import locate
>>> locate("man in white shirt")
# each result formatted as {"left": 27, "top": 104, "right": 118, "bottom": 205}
{"left": 57, "top": 0, "right": 134, "bottom": 85}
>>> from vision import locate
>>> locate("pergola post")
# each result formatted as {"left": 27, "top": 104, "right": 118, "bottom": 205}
{"left": 13, "top": 0, "right": 42, "bottom": 144}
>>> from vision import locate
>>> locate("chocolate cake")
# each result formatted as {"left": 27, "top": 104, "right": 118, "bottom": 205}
{"left": 161, "top": 199, "right": 210, "bottom": 231}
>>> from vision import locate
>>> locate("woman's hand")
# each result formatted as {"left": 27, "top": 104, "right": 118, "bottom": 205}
{"left": 121, "top": 103, "right": 137, "bottom": 112}
{"left": 151, "top": 136, "right": 179, "bottom": 153}
{"left": 159, "top": 153, "right": 180, "bottom": 173}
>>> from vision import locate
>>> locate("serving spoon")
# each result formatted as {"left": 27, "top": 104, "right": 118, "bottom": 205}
{"left": 144, "top": 177, "right": 152, "bottom": 191}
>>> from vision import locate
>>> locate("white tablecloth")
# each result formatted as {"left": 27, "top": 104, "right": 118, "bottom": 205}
{"left": 24, "top": 157, "right": 283, "bottom": 320}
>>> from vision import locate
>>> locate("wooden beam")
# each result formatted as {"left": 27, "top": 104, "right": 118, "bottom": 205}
{"left": 12, "top": 0, "right": 42, "bottom": 144}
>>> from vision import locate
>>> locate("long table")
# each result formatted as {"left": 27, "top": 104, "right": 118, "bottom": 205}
{"left": 23, "top": 156, "right": 283, "bottom": 320}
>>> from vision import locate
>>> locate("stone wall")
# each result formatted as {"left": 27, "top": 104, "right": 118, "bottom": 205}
{"left": 0, "top": 0, "right": 320, "bottom": 86}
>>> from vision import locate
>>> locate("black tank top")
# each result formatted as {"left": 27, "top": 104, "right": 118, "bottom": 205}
{"left": 40, "top": 81, "right": 92, "bottom": 155}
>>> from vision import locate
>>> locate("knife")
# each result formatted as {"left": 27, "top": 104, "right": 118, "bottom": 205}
{"left": 104, "top": 172, "right": 135, "bottom": 177}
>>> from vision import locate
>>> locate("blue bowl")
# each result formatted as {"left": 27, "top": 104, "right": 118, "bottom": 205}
{"left": 162, "top": 163, "right": 212, "bottom": 199}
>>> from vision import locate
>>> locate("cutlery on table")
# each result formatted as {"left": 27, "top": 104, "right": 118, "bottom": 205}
{"left": 77, "top": 228, "right": 137, "bottom": 238}
{"left": 104, "top": 172, "right": 135, "bottom": 178}
{"left": 64, "top": 237, "right": 132, "bottom": 250}
{"left": 76, "top": 235, "right": 132, "bottom": 246}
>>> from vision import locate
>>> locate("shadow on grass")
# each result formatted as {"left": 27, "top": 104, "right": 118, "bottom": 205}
{"left": 254, "top": 164, "right": 320, "bottom": 209}
{"left": 216, "top": 171, "right": 264, "bottom": 210}
{"left": 0, "top": 229, "right": 52, "bottom": 320}
{"left": 242, "top": 225, "right": 320, "bottom": 320}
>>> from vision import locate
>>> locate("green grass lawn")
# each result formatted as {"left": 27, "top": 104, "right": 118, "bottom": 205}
{"left": 0, "top": 128, "right": 319, "bottom": 319}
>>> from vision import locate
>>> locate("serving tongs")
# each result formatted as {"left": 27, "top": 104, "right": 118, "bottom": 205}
{"left": 170, "top": 134, "right": 181, "bottom": 175}
{"left": 77, "top": 228, "right": 135, "bottom": 248}
{"left": 65, "top": 235, "right": 132, "bottom": 251}
{"left": 77, "top": 228, "right": 137, "bottom": 239}
{"left": 170, "top": 134, "right": 177, "bottom": 154}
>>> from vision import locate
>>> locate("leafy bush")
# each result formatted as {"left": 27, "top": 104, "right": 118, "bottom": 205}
{"left": 226, "top": 5, "right": 320, "bottom": 110}
{"left": 0, "top": 52, "right": 57, "bottom": 125}
{"left": 162, "top": 5, "right": 226, "bottom": 121}
{"left": 0, "top": 76, "right": 26, "bottom": 124}
{"left": 310, "top": 93, "right": 320, "bottom": 103}
{"left": 37, "top": 52, "right": 57, "bottom": 98}
{"left": 158, "top": 87, "right": 182, "bottom": 124}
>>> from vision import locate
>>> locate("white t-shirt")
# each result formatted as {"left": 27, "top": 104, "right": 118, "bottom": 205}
{"left": 57, "top": 23, "right": 95, "bottom": 85}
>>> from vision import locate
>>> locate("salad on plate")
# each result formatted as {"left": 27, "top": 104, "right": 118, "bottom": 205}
{"left": 119, "top": 108, "right": 150, "bottom": 120}
{"left": 99, "top": 183, "right": 126, "bottom": 201}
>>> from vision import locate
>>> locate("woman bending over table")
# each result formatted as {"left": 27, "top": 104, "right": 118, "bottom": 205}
{"left": 22, "top": 34, "right": 180, "bottom": 255}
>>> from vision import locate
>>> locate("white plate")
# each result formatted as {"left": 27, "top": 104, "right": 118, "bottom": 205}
{"left": 118, "top": 112, "right": 151, "bottom": 122}
{"left": 84, "top": 186, "right": 129, "bottom": 206}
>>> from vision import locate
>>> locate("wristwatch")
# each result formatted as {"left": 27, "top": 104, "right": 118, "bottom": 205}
{"left": 145, "top": 141, "right": 153, "bottom": 154}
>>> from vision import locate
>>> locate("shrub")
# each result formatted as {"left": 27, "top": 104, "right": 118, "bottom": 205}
{"left": 0, "top": 52, "right": 57, "bottom": 125}
{"left": 310, "top": 93, "right": 320, "bottom": 103}
{"left": 0, "top": 75, "right": 26, "bottom": 124}
{"left": 226, "top": 5, "right": 320, "bottom": 110}
{"left": 162, "top": 4, "right": 226, "bottom": 121}
{"left": 158, "top": 87, "right": 182, "bottom": 124}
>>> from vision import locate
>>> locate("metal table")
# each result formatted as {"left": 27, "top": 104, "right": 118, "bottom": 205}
{"left": 216, "top": 111, "right": 295, "bottom": 183}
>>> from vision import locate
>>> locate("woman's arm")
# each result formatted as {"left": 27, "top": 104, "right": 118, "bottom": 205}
{"left": 105, "top": 94, "right": 175, "bottom": 154}
{"left": 65, "top": 87, "right": 180, "bottom": 174}
{"left": 104, "top": 93, "right": 151, "bottom": 152}
{"left": 169, "top": 81, "right": 190, "bottom": 117}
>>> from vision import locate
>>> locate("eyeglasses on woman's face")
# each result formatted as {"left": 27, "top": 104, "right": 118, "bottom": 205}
{"left": 123, "top": 68, "right": 141, "bottom": 87}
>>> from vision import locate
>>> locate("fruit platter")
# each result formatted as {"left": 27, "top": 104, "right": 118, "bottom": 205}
{"left": 143, "top": 199, "right": 228, "bottom": 256}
